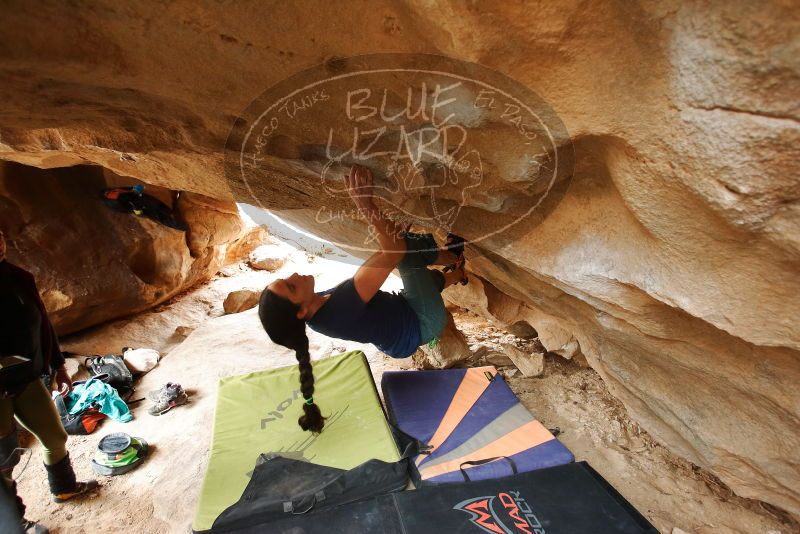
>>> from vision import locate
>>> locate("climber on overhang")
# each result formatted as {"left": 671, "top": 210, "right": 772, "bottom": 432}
{"left": 258, "top": 164, "right": 468, "bottom": 434}
{"left": 101, "top": 184, "right": 187, "bottom": 231}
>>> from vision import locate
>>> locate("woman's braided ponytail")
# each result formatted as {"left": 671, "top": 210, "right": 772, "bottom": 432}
{"left": 259, "top": 289, "right": 325, "bottom": 432}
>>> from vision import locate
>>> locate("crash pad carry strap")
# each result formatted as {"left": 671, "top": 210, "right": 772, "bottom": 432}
{"left": 392, "top": 420, "right": 522, "bottom": 482}
{"left": 459, "top": 455, "right": 518, "bottom": 482}
{"left": 389, "top": 422, "right": 432, "bottom": 455}
{"left": 393, "top": 420, "right": 520, "bottom": 484}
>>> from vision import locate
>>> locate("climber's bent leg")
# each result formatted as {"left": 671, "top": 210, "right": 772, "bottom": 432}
{"left": 441, "top": 268, "right": 466, "bottom": 289}
{"left": 433, "top": 249, "right": 459, "bottom": 267}
{"left": 397, "top": 233, "right": 447, "bottom": 344}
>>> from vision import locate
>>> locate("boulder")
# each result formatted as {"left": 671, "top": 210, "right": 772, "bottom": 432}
{"left": 502, "top": 343, "right": 545, "bottom": 378}
{"left": 0, "top": 163, "right": 253, "bottom": 335}
{"left": 484, "top": 351, "right": 514, "bottom": 368}
{"left": 225, "top": 225, "right": 270, "bottom": 265}
{"left": 248, "top": 245, "right": 287, "bottom": 272}
{"left": 552, "top": 339, "right": 580, "bottom": 360}
{"left": 471, "top": 344, "right": 514, "bottom": 367}
{"left": 445, "top": 275, "right": 583, "bottom": 362}
{"left": 222, "top": 289, "right": 261, "bottom": 314}
{"left": 412, "top": 311, "right": 472, "bottom": 369}
{"left": 0, "top": 0, "right": 798, "bottom": 517}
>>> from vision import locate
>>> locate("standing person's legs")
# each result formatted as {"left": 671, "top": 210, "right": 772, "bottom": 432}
{"left": 12, "top": 380, "right": 98, "bottom": 502}
{"left": 12, "top": 381, "right": 67, "bottom": 467}
{"left": 0, "top": 397, "right": 20, "bottom": 470}
{"left": 0, "top": 396, "right": 26, "bottom": 519}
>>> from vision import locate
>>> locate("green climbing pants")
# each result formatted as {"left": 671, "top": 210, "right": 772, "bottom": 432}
{"left": 0, "top": 380, "right": 68, "bottom": 467}
{"left": 398, "top": 233, "right": 447, "bottom": 345}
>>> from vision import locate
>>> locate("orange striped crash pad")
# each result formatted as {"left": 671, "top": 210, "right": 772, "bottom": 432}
{"left": 381, "top": 366, "right": 574, "bottom": 484}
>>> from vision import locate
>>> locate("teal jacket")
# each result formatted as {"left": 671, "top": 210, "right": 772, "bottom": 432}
{"left": 66, "top": 377, "right": 132, "bottom": 422}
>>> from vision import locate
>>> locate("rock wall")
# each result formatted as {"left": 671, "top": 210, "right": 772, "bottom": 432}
{"left": 0, "top": 0, "right": 797, "bottom": 517}
{"left": 0, "top": 162, "right": 254, "bottom": 334}
{"left": 444, "top": 274, "right": 583, "bottom": 363}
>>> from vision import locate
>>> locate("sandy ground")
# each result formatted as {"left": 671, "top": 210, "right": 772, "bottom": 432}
{"left": 13, "top": 248, "right": 798, "bottom": 534}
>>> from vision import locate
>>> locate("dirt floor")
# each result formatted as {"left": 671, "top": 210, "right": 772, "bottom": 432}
{"left": 13, "top": 249, "right": 799, "bottom": 534}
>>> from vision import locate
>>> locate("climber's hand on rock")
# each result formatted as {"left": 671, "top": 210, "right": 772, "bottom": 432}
{"left": 346, "top": 165, "right": 375, "bottom": 212}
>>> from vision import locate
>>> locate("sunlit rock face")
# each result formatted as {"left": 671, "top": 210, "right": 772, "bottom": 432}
{"left": 0, "top": 0, "right": 798, "bottom": 517}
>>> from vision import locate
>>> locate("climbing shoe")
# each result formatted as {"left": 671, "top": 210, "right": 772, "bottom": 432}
{"left": 445, "top": 233, "right": 465, "bottom": 259}
{"left": 147, "top": 382, "right": 189, "bottom": 416}
{"left": 443, "top": 233, "right": 468, "bottom": 285}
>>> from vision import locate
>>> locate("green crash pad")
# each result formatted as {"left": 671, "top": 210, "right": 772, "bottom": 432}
{"left": 192, "top": 351, "right": 400, "bottom": 532}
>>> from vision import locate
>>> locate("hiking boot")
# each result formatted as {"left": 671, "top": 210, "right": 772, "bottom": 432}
{"left": 44, "top": 454, "right": 100, "bottom": 503}
{"left": 148, "top": 383, "right": 189, "bottom": 416}
{"left": 21, "top": 519, "right": 49, "bottom": 534}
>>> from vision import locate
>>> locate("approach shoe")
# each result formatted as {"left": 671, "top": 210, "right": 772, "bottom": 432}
{"left": 148, "top": 383, "right": 188, "bottom": 416}
{"left": 147, "top": 382, "right": 182, "bottom": 401}
{"left": 52, "top": 481, "right": 100, "bottom": 503}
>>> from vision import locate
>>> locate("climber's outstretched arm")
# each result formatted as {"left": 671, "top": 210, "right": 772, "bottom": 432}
{"left": 347, "top": 165, "right": 407, "bottom": 303}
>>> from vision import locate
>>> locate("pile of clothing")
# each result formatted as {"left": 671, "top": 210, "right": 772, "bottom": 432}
{"left": 52, "top": 348, "right": 160, "bottom": 435}
{"left": 50, "top": 348, "right": 191, "bottom": 478}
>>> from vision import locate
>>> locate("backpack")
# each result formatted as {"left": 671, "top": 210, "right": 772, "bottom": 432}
{"left": 52, "top": 391, "right": 107, "bottom": 435}
{"left": 84, "top": 355, "right": 134, "bottom": 395}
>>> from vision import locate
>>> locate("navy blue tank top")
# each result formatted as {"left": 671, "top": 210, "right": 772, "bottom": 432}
{"left": 307, "top": 278, "right": 421, "bottom": 358}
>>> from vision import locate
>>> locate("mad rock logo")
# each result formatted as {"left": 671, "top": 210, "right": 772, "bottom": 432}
{"left": 454, "top": 491, "right": 545, "bottom": 534}
{"left": 226, "top": 53, "right": 573, "bottom": 260}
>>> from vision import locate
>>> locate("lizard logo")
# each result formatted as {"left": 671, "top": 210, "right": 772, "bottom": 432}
{"left": 227, "top": 53, "right": 574, "bottom": 264}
